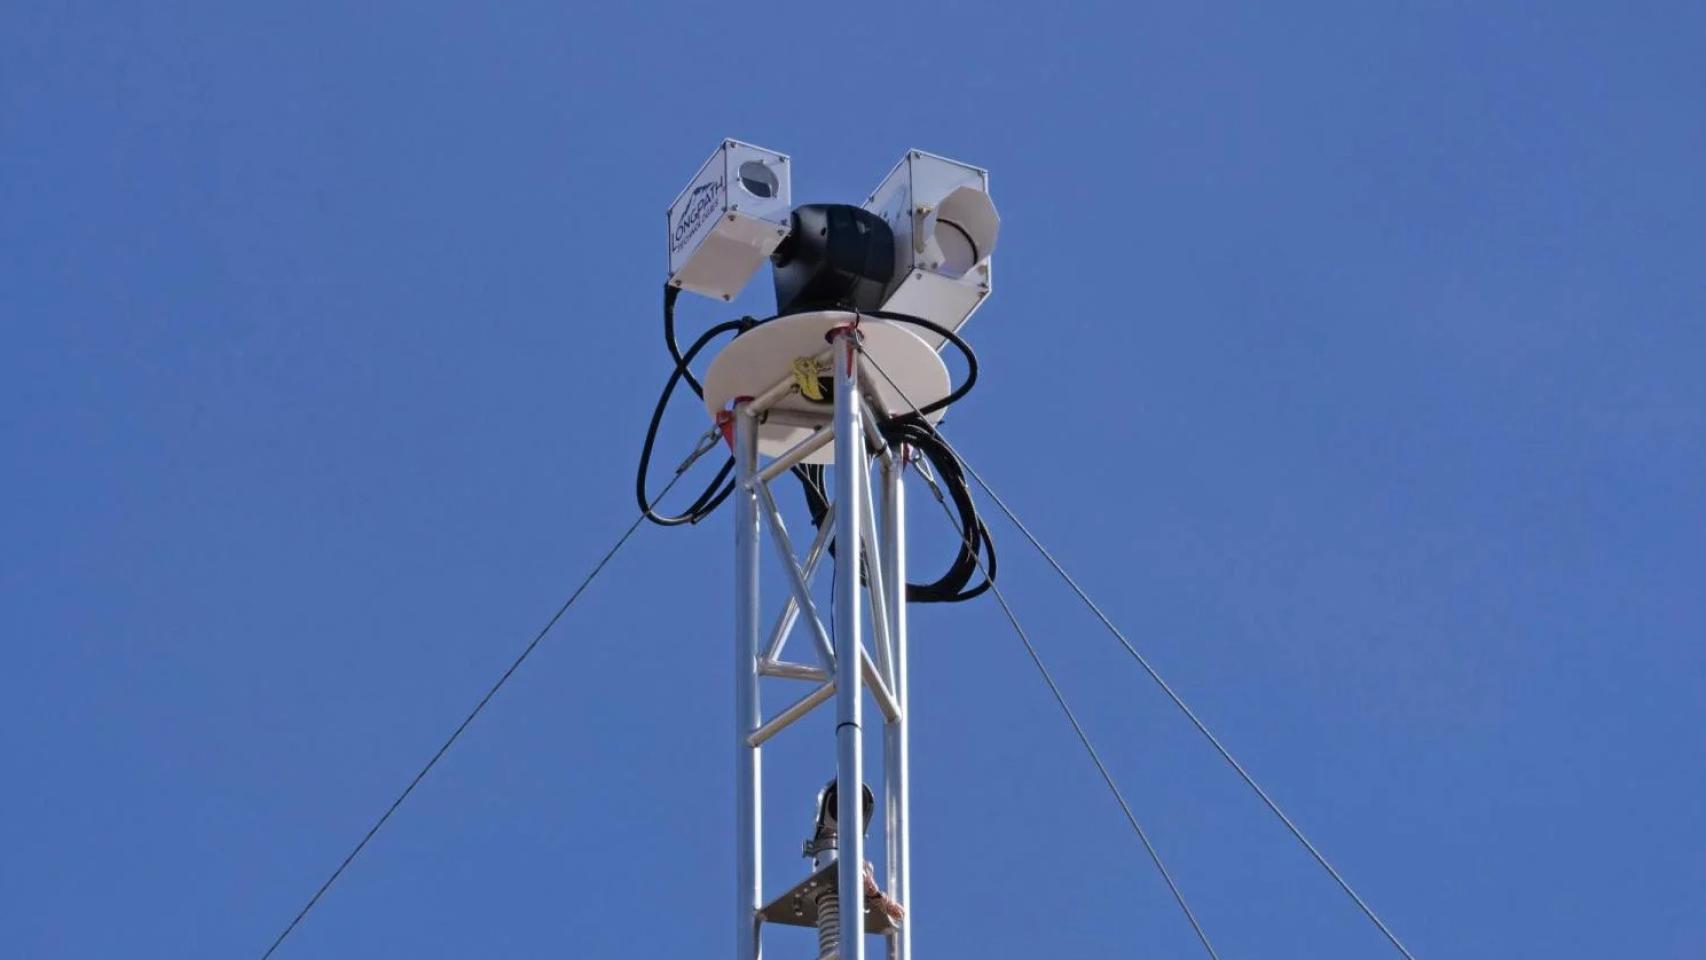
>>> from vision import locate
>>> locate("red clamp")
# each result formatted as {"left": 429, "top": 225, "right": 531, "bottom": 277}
{"left": 825, "top": 313, "right": 862, "bottom": 376}
{"left": 718, "top": 397, "right": 755, "bottom": 449}
{"left": 716, "top": 410, "right": 735, "bottom": 450}
{"left": 824, "top": 311, "right": 863, "bottom": 343}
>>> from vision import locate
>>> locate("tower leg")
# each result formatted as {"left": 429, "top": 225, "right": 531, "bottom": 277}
{"left": 881, "top": 452, "right": 910, "bottom": 960}
{"left": 831, "top": 331, "right": 866, "bottom": 960}
{"left": 734, "top": 403, "right": 763, "bottom": 960}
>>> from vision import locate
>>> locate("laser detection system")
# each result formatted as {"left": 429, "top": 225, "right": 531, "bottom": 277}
{"left": 666, "top": 141, "right": 997, "bottom": 334}
{"left": 645, "top": 139, "right": 1001, "bottom": 960}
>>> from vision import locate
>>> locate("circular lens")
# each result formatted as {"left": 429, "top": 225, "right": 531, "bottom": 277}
{"left": 737, "top": 160, "right": 778, "bottom": 199}
{"left": 933, "top": 218, "right": 978, "bottom": 277}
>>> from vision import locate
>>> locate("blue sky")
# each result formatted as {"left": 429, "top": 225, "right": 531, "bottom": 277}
{"left": 3, "top": 3, "right": 1704, "bottom": 957}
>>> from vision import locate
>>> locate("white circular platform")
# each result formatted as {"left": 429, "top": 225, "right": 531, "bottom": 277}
{"left": 702, "top": 310, "right": 950, "bottom": 463}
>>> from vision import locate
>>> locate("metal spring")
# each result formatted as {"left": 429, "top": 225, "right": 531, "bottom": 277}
{"left": 814, "top": 886, "right": 840, "bottom": 959}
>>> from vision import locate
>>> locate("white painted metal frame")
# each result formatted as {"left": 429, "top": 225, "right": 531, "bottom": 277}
{"left": 732, "top": 328, "right": 911, "bottom": 960}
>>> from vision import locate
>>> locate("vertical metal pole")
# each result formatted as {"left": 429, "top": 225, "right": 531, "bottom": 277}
{"left": 734, "top": 404, "right": 763, "bottom": 960}
{"left": 881, "top": 450, "right": 910, "bottom": 960}
{"left": 831, "top": 330, "right": 866, "bottom": 960}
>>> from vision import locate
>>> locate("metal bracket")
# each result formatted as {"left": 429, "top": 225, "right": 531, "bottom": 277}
{"left": 758, "top": 861, "right": 900, "bottom": 935}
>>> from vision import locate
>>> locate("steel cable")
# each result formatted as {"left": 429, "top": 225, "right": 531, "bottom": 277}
{"left": 259, "top": 435, "right": 714, "bottom": 959}
{"left": 934, "top": 489, "right": 1223, "bottom": 960}
{"left": 859, "top": 343, "right": 1418, "bottom": 960}
{"left": 950, "top": 456, "right": 1421, "bottom": 960}
{"left": 859, "top": 344, "right": 1220, "bottom": 959}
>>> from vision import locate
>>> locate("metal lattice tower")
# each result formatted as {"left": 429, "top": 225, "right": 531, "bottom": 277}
{"left": 706, "top": 309, "right": 952, "bottom": 960}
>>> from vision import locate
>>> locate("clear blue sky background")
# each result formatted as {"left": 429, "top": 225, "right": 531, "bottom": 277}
{"left": 4, "top": 3, "right": 1703, "bottom": 957}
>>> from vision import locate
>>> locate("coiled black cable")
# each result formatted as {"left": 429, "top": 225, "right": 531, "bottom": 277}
{"left": 639, "top": 287, "right": 993, "bottom": 602}
{"left": 642, "top": 286, "right": 830, "bottom": 526}
{"left": 857, "top": 310, "right": 992, "bottom": 603}
{"left": 861, "top": 309, "right": 978, "bottom": 417}
{"left": 878, "top": 412, "right": 995, "bottom": 603}
{"left": 634, "top": 312, "right": 751, "bottom": 525}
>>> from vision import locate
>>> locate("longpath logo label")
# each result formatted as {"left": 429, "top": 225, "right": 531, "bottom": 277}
{"left": 671, "top": 178, "right": 725, "bottom": 254}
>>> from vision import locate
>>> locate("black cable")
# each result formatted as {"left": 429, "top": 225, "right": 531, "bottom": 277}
{"left": 259, "top": 457, "right": 703, "bottom": 959}
{"left": 635, "top": 315, "right": 752, "bottom": 526}
{"left": 862, "top": 310, "right": 978, "bottom": 416}
{"left": 649, "top": 291, "right": 994, "bottom": 602}
{"left": 839, "top": 313, "right": 991, "bottom": 602}
{"left": 877, "top": 412, "right": 994, "bottom": 603}
{"left": 797, "top": 461, "right": 830, "bottom": 528}
{"left": 818, "top": 309, "right": 988, "bottom": 600}
{"left": 652, "top": 285, "right": 833, "bottom": 529}
{"left": 663, "top": 283, "right": 716, "bottom": 401}
{"left": 806, "top": 314, "right": 989, "bottom": 601}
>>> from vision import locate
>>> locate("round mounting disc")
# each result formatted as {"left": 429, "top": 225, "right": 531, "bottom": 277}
{"left": 702, "top": 310, "right": 951, "bottom": 463}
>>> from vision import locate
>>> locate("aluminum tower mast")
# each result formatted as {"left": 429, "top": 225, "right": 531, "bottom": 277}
{"left": 705, "top": 311, "right": 946, "bottom": 960}
{"left": 662, "top": 140, "right": 998, "bottom": 960}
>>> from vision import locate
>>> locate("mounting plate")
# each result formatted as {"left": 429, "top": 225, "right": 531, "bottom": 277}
{"left": 757, "top": 860, "right": 900, "bottom": 935}
{"left": 701, "top": 310, "right": 950, "bottom": 464}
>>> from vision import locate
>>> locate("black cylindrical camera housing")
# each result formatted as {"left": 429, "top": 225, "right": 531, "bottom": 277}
{"left": 771, "top": 204, "right": 895, "bottom": 315}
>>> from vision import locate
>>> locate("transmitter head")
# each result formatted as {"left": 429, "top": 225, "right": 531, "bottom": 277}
{"left": 665, "top": 139, "right": 792, "bottom": 302}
